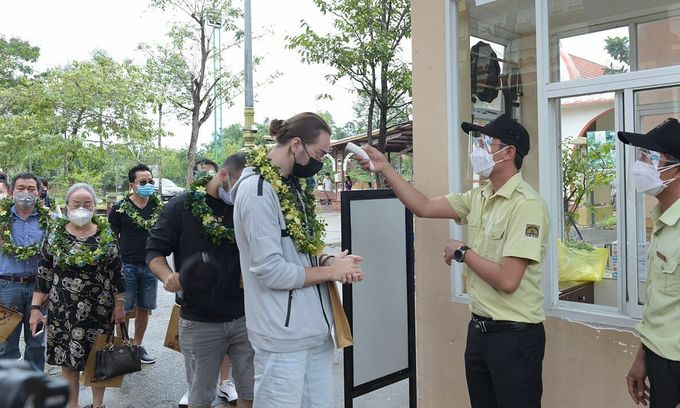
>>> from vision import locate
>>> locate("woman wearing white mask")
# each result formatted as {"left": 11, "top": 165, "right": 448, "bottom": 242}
{"left": 619, "top": 118, "right": 680, "bottom": 408}
{"left": 29, "top": 183, "right": 125, "bottom": 408}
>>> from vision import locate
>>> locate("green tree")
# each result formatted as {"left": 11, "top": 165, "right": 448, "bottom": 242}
{"left": 0, "top": 36, "right": 40, "bottom": 88}
{"left": 562, "top": 139, "right": 615, "bottom": 237}
{"left": 288, "top": 0, "right": 412, "bottom": 167}
{"left": 147, "top": 0, "right": 243, "bottom": 185}
{"left": 603, "top": 36, "right": 629, "bottom": 75}
{"left": 315, "top": 110, "right": 357, "bottom": 140}
{"left": 0, "top": 51, "right": 156, "bottom": 190}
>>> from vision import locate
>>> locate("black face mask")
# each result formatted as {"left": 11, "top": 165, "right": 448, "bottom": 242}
{"left": 39, "top": 190, "right": 48, "bottom": 200}
{"left": 292, "top": 144, "right": 324, "bottom": 178}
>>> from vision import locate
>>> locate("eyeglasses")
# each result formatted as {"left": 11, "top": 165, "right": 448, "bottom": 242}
{"left": 68, "top": 202, "right": 95, "bottom": 210}
{"left": 302, "top": 143, "right": 328, "bottom": 161}
{"left": 138, "top": 179, "right": 155, "bottom": 186}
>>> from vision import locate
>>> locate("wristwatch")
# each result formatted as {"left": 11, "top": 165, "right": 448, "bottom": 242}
{"left": 453, "top": 245, "right": 470, "bottom": 263}
{"left": 30, "top": 305, "right": 42, "bottom": 311}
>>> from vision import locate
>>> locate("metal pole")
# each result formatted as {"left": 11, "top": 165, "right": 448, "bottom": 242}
{"left": 158, "top": 103, "right": 164, "bottom": 196}
{"left": 243, "top": 0, "right": 255, "bottom": 146}
{"left": 213, "top": 25, "right": 219, "bottom": 162}
{"left": 218, "top": 27, "right": 224, "bottom": 153}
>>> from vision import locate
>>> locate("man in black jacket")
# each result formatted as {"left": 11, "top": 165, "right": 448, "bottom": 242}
{"left": 147, "top": 153, "right": 253, "bottom": 408}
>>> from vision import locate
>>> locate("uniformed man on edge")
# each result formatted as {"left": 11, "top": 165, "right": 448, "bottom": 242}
{"left": 619, "top": 118, "right": 680, "bottom": 408}
{"left": 357, "top": 114, "right": 550, "bottom": 408}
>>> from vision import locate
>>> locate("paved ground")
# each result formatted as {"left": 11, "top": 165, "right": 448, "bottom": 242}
{"left": 53, "top": 209, "right": 409, "bottom": 408}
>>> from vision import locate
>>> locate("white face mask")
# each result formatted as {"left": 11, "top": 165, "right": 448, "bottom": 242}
{"left": 469, "top": 145, "right": 508, "bottom": 178}
{"left": 68, "top": 207, "right": 94, "bottom": 227}
{"left": 631, "top": 160, "right": 679, "bottom": 196}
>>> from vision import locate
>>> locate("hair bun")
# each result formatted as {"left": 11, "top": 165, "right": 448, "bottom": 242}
{"left": 269, "top": 119, "right": 286, "bottom": 140}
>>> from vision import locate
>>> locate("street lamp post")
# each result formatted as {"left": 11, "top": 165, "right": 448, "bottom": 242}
{"left": 243, "top": 0, "right": 255, "bottom": 147}
{"left": 207, "top": 10, "right": 223, "bottom": 161}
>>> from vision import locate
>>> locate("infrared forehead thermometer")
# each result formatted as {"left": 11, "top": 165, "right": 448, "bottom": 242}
{"left": 345, "top": 142, "right": 375, "bottom": 171}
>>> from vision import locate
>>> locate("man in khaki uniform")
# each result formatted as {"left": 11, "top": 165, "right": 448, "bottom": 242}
{"left": 358, "top": 114, "right": 549, "bottom": 408}
{"left": 618, "top": 118, "right": 680, "bottom": 408}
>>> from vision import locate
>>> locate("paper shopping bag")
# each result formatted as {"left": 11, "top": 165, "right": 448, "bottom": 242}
{"left": 0, "top": 304, "right": 22, "bottom": 343}
{"left": 163, "top": 304, "right": 181, "bottom": 353}
{"left": 328, "top": 282, "right": 353, "bottom": 348}
{"left": 82, "top": 333, "right": 125, "bottom": 388}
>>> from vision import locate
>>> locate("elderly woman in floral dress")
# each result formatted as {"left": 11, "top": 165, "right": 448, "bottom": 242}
{"left": 29, "top": 183, "right": 125, "bottom": 408}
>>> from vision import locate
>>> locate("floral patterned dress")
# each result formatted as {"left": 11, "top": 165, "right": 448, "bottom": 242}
{"left": 36, "top": 227, "right": 124, "bottom": 371}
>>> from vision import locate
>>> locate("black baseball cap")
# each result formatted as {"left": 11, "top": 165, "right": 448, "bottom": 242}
{"left": 461, "top": 114, "right": 530, "bottom": 157}
{"left": 617, "top": 118, "right": 680, "bottom": 160}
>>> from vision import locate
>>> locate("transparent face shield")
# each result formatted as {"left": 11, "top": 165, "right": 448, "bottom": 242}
{"left": 466, "top": 131, "right": 484, "bottom": 181}
{"left": 636, "top": 147, "right": 680, "bottom": 171}
{"left": 467, "top": 133, "right": 508, "bottom": 181}
{"left": 473, "top": 134, "right": 496, "bottom": 152}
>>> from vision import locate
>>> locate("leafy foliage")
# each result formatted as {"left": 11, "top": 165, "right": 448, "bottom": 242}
{"left": 288, "top": 0, "right": 412, "bottom": 188}
{"left": 0, "top": 36, "right": 40, "bottom": 88}
{"left": 145, "top": 0, "right": 243, "bottom": 185}
{"left": 0, "top": 50, "right": 156, "bottom": 192}
{"left": 603, "top": 36, "right": 629, "bottom": 75}
{"left": 562, "top": 139, "right": 615, "bottom": 235}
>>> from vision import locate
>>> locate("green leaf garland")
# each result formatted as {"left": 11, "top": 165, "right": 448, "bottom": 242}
{"left": 0, "top": 197, "right": 52, "bottom": 261}
{"left": 246, "top": 146, "right": 326, "bottom": 255}
{"left": 47, "top": 216, "right": 116, "bottom": 268}
{"left": 185, "top": 174, "right": 236, "bottom": 245}
{"left": 116, "top": 192, "right": 163, "bottom": 231}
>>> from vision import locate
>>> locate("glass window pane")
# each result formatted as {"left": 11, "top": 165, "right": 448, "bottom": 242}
{"left": 557, "top": 93, "right": 618, "bottom": 307}
{"left": 555, "top": 27, "right": 630, "bottom": 82}
{"left": 455, "top": 0, "right": 536, "bottom": 295}
{"left": 637, "top": 15, "right": 680, "bottom": 71}
{"left": 549, "top": 1, "right": 680, "bottom": 82}
{"left": 633, "top": 86, "right": 680, "bottom": 304}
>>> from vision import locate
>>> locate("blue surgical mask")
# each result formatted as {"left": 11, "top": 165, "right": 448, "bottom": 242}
{"left": 137, "top": 184, "right": 155, "bottom": 197}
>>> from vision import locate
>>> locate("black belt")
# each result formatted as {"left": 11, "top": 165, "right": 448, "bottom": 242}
{"left": 471, "top": 313, "right": 542, "bottom": 333}
{"left": 0, "top": 275, "right": 36, "bottom": 284}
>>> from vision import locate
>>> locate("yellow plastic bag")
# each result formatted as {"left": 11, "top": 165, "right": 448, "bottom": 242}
{"left": 557, "top": 240, "right": 609, "bottom": 282}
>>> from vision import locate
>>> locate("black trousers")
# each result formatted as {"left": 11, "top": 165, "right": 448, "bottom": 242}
{"left": 465, "top": 320, "right": 545, "bottom": 408}
{"left": 644, "top": 345, "right": 680, "bottom": 408}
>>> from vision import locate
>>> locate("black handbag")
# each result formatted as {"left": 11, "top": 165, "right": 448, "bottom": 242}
{"left": 94, "top": 323, "right": 141, "bottom": 381}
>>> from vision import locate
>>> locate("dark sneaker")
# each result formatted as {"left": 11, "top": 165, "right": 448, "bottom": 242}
{"left": 139, "top": 346, "right": 156, "bottom": 364}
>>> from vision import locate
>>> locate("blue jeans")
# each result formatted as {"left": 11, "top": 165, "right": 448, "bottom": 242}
{"left": 122, "top": 263, "right": 158, "bottom": 314}
{"left": 0, "top": 279, "right": 45, "bottom": 371}
{"left": 252, "top": 338, "right": 334, "bottom": 408}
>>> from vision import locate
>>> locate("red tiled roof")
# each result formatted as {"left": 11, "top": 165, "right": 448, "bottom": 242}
{"left": 560, "top": 51, "right": 606, "bottom": 80}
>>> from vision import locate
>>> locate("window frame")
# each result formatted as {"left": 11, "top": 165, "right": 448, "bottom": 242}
{"left": 446, "top": 0, "right": 680, "bottom": 327}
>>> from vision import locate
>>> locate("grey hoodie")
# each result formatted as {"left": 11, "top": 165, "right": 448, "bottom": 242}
{"left": 232, "top": 167, "right": 333, "bottom": 353}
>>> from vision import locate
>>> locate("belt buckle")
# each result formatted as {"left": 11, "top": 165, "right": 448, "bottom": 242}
{"left": 473, "top": 319, "right": 488, "bottom": 333}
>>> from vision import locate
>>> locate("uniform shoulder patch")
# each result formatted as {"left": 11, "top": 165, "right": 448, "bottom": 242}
{"left": 525, "top": 224, "right": 540, "bottom": 238}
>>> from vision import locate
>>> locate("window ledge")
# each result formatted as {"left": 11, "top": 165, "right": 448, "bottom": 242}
{"left": 546, "top": 304, "right": 640, "bottom": 331}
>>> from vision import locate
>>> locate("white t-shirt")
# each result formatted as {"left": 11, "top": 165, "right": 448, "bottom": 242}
{"left": 323, "top": 177, "right": 333, "bottom": 192}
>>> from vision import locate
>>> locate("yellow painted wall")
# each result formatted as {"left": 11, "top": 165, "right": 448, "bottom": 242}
{"left": 411, "top": 1, "right": 641, "bottom": 406}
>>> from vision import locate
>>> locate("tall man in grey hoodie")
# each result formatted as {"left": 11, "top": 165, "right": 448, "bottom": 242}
{"left": 232, "top": 112, "right": 363, "bottom": 408}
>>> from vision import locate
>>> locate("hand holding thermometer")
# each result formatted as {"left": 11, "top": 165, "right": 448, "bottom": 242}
{"left": 345, "top": 142, "right": 375, "bottom": 171}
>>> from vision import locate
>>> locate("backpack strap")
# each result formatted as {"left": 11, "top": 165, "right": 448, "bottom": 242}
{"left": 257, "top": 175, "right": 264, "bottom": 196}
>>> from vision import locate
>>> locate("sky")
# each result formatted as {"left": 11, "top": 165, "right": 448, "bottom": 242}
{"left": 0, "top": 0, "right": 360, "bottom": 149}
